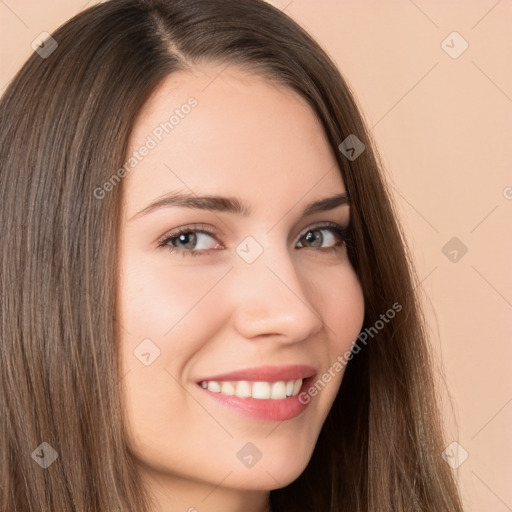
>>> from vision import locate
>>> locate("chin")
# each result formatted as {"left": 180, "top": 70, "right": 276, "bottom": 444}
{"left": 227, "top": 456, "right": 310, "bottom": 491}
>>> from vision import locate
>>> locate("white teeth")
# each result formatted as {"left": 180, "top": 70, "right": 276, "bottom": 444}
{"left": 270, "top": 381, "right": 287, "bottom": 399}
{"left": 220, "top": 382, "right": 235, "bottom": 395}
{"left": 252, "top": 381, "right": 271, "bottom": 399}
{"left": 200, "top": 378, "right": 303, "bottom": 399}
{"left": 207, "top": 381, "right": 221, "bottom": 393}
{"left": 235, "top": 380, "right": 252, "bottom": 398}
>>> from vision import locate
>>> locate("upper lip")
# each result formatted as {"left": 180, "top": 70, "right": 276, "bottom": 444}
{"left": 196, "top": 364, "right": 317, "bottom": 383}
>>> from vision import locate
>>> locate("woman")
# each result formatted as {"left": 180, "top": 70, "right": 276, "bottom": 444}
{"left": 0, "top": 0, "right": 464, "bottom": 510}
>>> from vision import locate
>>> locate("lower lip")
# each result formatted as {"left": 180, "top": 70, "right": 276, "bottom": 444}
{"left": 196, "top": 376, "right": 316, "bottom": 422}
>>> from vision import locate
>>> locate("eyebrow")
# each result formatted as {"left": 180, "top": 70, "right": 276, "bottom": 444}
{"left": 128, "top": 191, "right": 349, "bottom": 221}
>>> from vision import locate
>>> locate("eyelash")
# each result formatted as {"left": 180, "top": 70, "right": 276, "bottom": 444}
{"left": 156, "top": 222, "right": 350, "bottom": 258}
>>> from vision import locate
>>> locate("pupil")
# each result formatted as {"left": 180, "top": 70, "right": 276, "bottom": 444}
{"left": 305, "top": 230, "right": 322, "bottom": 247}
{"left": 178, "top": 232, "right": 196, "bottom": 249}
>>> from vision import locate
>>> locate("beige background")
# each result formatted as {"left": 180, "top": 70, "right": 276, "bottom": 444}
{"left": 1, "top": 1, "right": 511, "bottom": 510}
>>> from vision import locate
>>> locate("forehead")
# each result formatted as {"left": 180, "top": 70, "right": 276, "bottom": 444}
{"left": 122, "top": 64, "right": 345, "bottom": 218}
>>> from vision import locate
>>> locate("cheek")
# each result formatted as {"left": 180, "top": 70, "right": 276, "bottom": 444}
{"left": 117, "top": 250, "right": 221, "bottom": 337}
{"left": 300, "top": 266, "right": 364, "bottom": 422}
{"left": 310, "top": 261, "right": 365, "bottom": 352}
{"left": 314, "top": 264, "right": 365, "bottom": 389}
{"left": 331, "top": 270, "right": 365, "bottom": 349}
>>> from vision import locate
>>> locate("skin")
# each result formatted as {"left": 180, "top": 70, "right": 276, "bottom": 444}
{"left": 116, "top": 63, "right": 365, "bottom": 512}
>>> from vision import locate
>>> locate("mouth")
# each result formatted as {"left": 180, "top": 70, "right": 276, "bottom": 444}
{"left": 195, "top": 369, "right": 318, "bottom": 422}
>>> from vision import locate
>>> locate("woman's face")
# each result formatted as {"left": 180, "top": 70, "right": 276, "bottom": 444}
{"left": 117, "top": 64, "right": 365, "bottom": 511}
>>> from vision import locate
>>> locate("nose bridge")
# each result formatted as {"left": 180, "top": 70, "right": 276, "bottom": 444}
{"left": 230, "top": 235, "right": 323, "bottom": 342}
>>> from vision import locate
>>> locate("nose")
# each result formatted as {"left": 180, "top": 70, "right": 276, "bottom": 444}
{"left": 229, "top": 244, "right": 324, "bottom": 344}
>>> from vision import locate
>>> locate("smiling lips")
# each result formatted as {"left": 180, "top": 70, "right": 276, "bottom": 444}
{"left": 196, "top": 365, "right": 317, "bottom": 421}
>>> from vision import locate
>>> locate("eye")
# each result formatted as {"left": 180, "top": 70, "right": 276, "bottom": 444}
{"left": 156, "top": 224, "right": 220, "bottom": 257}
{"left": 296, "top": 223, "right": 349, "bottom": 251}
{"left": 156, "top": 222, "right": 349, "bottom": 257}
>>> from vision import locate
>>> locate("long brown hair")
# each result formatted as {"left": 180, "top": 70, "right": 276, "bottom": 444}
{"left": 0, "top": 0, "right": 463, "bottom": 510}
